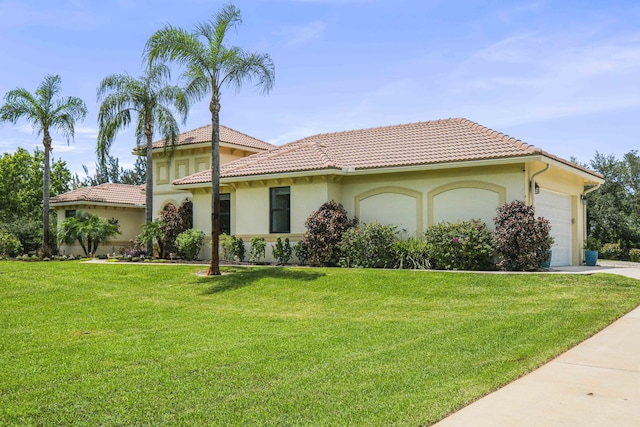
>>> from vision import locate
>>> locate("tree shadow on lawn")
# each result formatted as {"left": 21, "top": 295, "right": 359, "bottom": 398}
{"left": 199, "top": 267, "right": 326, "bottom": 294}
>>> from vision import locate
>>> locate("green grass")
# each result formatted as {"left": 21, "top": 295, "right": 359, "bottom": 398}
{"left": 1, "top": 262, "right": 640, "bottom": 426}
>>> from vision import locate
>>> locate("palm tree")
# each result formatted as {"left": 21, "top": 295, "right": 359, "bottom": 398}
{"left": 58, "top": 211, "right": 120, "bottom": 257}
{"left": 97, "top": 63, "right": 188, "bottom": 255}
{"left": 0, "top": 75, "right": 87, "bottom": 256}
{"left": 145, "top": 4, "right": 275, "bottom": 275}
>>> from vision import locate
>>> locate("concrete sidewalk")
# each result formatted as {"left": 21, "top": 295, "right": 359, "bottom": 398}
{"left": 435, "top": 265, "right": 640, "bottom": 427}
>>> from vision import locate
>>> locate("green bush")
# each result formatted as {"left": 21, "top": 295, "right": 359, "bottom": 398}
{"left": 234, "top": 237, "right": 246, "bottom": 262}
{"left": 630, "top": 249, "right": 640, "bottom": 263}
{"left": 494, "top": 201, "right": 553, "bottom": 271}
{"left": 249, "top": 237, "right": 266, "bottom": 263}
{"left": 424, "top": 220, "right": 495, "bottom": 270}
{"left": 600, "top": 242, "right": 622, "bottom": 260}
{"left": 220, "top": 233, "right": 235, "bottom": 261}
{"left": 175, "top": 229, "right": 205, "bottom": 260}
{"left": 394, "top": 238, "right": 430, "bottom": 269}
{"left": 339, "top": 223, "right": 398, "bottom": 268}
{"left": 272, "top": 237, "right": 292, "bottom": 265}
{"left": 0, "top": 231, "right": 23, "bottom": 257}
{"left": 302, "top": 201, "right": 357, "bottom": 266}
{"left": 293, "top": 241, "right": 309, "bottom": 265}
{"left": 1, "top": 217, "right": 42, "bottom": 254}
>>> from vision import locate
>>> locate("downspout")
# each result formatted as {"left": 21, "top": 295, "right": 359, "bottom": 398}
{"left": 529, "top": 164, "right": 550, "bottom": 205}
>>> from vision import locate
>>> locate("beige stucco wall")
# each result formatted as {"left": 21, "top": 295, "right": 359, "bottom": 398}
{"left": 339, "top": 164, "right": 526, "bottom": 236}
{"left": 191, "top": 165, "right": 528, "bottom": 262}
{"left": 53, "top": 204, "right": 145, "bottom": 256}
{"left": 181, "top": 161, "right": 597, "bottom": 265}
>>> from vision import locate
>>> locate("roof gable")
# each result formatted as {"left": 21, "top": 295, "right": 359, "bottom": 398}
{"left": 151, "top": 124, "right": 274, "bottom": 151}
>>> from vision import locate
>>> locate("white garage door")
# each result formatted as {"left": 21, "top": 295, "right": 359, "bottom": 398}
{"left": 536, "top": 190, "right": 572, "bottom": 267}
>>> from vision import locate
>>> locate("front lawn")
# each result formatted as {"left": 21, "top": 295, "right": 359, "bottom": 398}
{"left": 1, "top": 262, "right": 639, "bottom": 426}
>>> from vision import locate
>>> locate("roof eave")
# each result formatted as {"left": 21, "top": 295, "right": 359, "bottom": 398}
{"left": 50, "top": 201, "right": 146, "bottom": 209}
{"left": 170, "top": 155, "right": 603, "bottom": 187}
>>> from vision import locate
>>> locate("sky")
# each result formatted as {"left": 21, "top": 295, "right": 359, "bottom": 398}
{"left": 0, "top": 0, "right": 639, "bottom": 177}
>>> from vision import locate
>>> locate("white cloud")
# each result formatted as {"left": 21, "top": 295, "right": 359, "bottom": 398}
{"left": 445, "top": 28, "right": 640, "bottom": 126}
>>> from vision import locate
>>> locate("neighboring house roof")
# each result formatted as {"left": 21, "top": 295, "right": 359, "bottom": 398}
{"left": 151, "top": 124, "right": 275, "bottom": 151}
{"left": 50, "top": 183, "right": 146, "bottom": 207}
{"left": 173, "top": 118, "right": 601, "bottom": 185}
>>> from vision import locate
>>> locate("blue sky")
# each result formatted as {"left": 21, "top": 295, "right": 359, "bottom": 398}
{"left": 1, "top": 0, "right": 639, "bottom": 176}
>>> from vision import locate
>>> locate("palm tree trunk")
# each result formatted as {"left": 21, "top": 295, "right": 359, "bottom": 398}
{"left": 42, "top": 132, "right": 51, "bottom": 257}
{"left": 145, "top": 131, "right": 154, "bottom": 256}
{"left": 208, "top": 96, "right": 221, "bottom": 275}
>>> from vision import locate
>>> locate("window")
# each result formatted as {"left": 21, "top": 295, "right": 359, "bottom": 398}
{"left": 270, "top": 187, "right": 290, "bottom": 233}
{"left": 220, "top": 193, "right": 231, "bottom": 235}
{"left": 65, "top": 209, "right": 76, "bottom": 218}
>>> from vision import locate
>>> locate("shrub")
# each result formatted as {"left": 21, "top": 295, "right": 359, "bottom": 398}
{"left": 0, "top": 217, "right": 41, "bottom": 254}
{"left": 394, "top": 238, "right": 430, "bottom": 269}
{"left": 175, "top": 229, "right": 205, "bottom": 260}
{"left": 339, "top": 223, "right": 398, "bottom": 268}
{"left": 272, "top": 237, "right": 292, "bottom": 265}
{"left": 249, "top": 237, "right": 266, "bottom": 263}
{"left": 302, "top": 201, "right": 357, "bottom": 266}
{"left": 494, "top": 201, "right": 553, "bottom": 271}
{"left": 630, "top": 249, "right": 640, "bottom": 263}
{"left": 424, "top": 220, "right": 495, "bottom": 270}
{"left": 220, "top": 233, "right": 235, "bottom": 261}
{"left": 0, "top": 231, "right": 23, "bottom": 257}
{"left": 293, "top": 241, "right": 309, "bottom": 265}
{"left": 600, "top": 242, "right": 622, "bottom": 260}
{"left": 234, "top": 237, "right": 246, "bottom": 262}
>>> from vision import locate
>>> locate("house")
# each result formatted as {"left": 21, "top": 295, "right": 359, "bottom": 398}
{"left": 52, "top": 118, "right": 604, "bottom": 266}
{"left": 50, "top": 183, "right": 146, "bottom": 256}
{"left": 172, "top": 118, "right": 603, "bottom": 266}
{"left": 51, "top": 125, "right": 274, "bottom": 256}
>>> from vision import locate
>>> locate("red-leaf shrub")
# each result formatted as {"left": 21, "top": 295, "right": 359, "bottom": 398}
{"left": 159, "top": 200, "right": 193, "bottom": 256}
{"left": 494, "top": 201, "right": 553, "bottom": 271}
{"left": 302, "top": 201, "right": 357, "bottom": 266}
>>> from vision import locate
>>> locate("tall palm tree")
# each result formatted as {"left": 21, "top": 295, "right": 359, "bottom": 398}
{"left": 145, "top": 4, "right": 275, "bottom": 275}
{"left": 97, "top": 63, "right": 188, "bottom": 255}
{"left": 0, "top": 74, "right": 87, "bottom": 256}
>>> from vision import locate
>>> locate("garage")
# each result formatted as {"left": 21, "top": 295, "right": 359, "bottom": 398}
{"left": 535, "top": 189, "right": 572, "bottom": 267}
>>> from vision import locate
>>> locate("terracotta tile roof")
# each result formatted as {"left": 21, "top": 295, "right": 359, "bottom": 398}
{"left": 173, "top": 118, "right": 601, "bottom": 185}
{"left": 50, "top": 183, "right": 146, "bottom": 206}
{"left": 151, "top": 124, "right": 275, "bottom": 151}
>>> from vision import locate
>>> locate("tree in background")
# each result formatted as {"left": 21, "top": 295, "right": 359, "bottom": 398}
{"left": 0, "top": 75, "right": 87, "bottom": 256}
{"left": 97, "top": 63, "right": 188, "bottom": 254}
{"left": 145, "top": 3, "right": 275, "bottom": 275}
{"left": 72, "top": 155, "right": 146, "bottom": 188}
{"left": 0, "top": 148, "right": 71, "bottom": 254}
{"left": 0, "top": 148, "right": 70, "bottom": 222}
{"left": 586, "top": 151, "right": 640, "bottom": 253}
